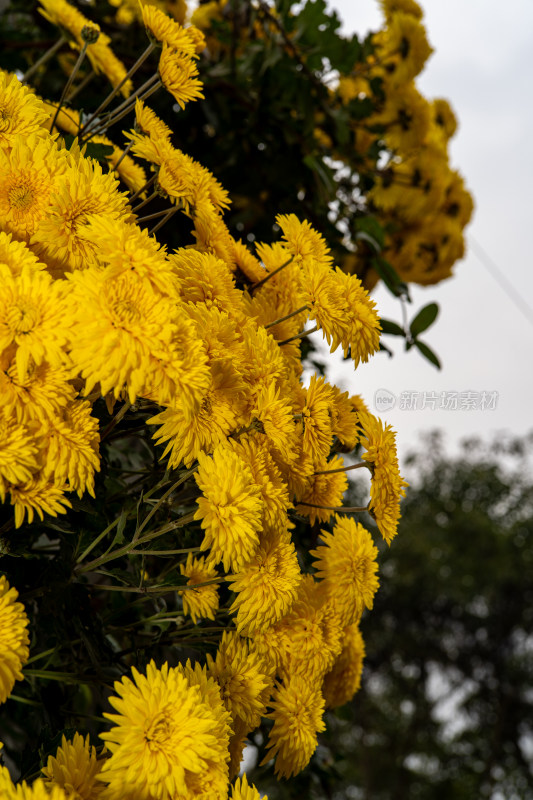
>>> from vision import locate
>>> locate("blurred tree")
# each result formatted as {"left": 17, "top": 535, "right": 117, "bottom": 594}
{"left": 250, "top": 432, "right": 533, "bottom": 799}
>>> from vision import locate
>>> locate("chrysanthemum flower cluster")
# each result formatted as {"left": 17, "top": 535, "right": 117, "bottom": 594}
{"left": 0, "top": 1, "right": 435, "bottom": 796}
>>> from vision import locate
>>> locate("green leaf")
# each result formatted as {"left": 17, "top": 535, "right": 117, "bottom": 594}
{"left": 83, "top": 141, "right": 115, "bottom": 162}
{"left": 372, "top": 257, "right": 410, "bottom": 299}
{"left": 355, "top": 215, "right": 385, "bottom": 251}
{"left": 380, "top": 318, "right": 405, "bottom": 336}
{"left": 410, "top": 303, "right": 439, "bottom": 337}
{"left": 414, "top": 340, "right": 441, "bottom": 370}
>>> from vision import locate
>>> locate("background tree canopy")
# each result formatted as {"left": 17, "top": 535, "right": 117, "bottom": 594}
{"left": 249, "top": 432, "right": 533, "bottom": 799}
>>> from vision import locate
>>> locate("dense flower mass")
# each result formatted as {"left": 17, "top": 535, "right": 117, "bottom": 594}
{"left": 0, "top": 0, "right": 470, "bottom": 793}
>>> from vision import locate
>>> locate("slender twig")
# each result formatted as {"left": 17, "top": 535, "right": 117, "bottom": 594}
{"left": 278, "top": 324, "right": 318, "bottom": 346}
{"left": 66, "top": 68, "right": 95, "bottom": 101}
{"left": 100, "top": 401, "right": 131, "bottom": 441}
{"left": 76, "top": 517, "right": 121, "bottom": 564}
{"left": 313, "top": 462, "right": 372, "bottom": 476}
{"left": 50, "top": 42, "right": 89, "bottom": 133}
{"left": 251, "top": 256, "right": 294, "bottom": 292}
{"left": 132, "top": 189, "right": 159, "bottom": 213}
{"left": 264, "top": 304, "right": 308, "bottom": 329}
{"left": 83, "top": 74, "right": 160, "bottom": 141}
{"left": 297, "top": 501, "right": 369, "bottom": 512}
{"left": 112, "top": 137, "right": 134, "bottom": 172}
{"left": 149, "top": 206, "right": 178, "bottom": 236}
{"left": 129, "top": 172, "right": 157, "bottom": 204}
{"left": 137, "top": 208, "right": 175, "bottom": 223}
{"left": 23, "top": 35, "right": 66, "bottom": 82}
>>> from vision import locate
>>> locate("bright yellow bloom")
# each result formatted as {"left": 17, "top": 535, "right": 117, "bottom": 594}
{"left": 0, "top": 772, "right": 68, "bottom": 800}
{"left": 375, "top": 11, "right": 433, "bottom": 86}
{"left": 311, "top": 515, "right": 380, "bottom": 627}
{"left": 251, "top": 382, "right": 295, "bottom": 464}
{"left": 0, "top": 72, "right": 49, "bottom": 147}
{"left": 0, "top": 408, "right": 39, "bottom": 498}
{"left": 134, "top": 98, "right": 172, "bottom": 141}
{"left": 100, "top": 660, "right": 231, "bottom": 800}
{"left": 149, "top": 364, "right": 240, "bottom": 468}
{"left": 0, "top": 230, "right": 44, "bottom": 277}
{"left": 0, "top": 353, "right": 74, "bottom": 425}
{"left": 179, "top": 553, "right": 220, "bottom": 624}
{"left": 298, "top": 375, "right": 334, "bottom": 465}
{"left": 296, "top": 454, "right": 348, "bottom": 525}
{"left": 372, "top": 81, "right": 430, "bottom": 153}
{"left": 194, "top": 443, "right": 263, "bottom": 571}
{"left": 141, "top": 4, "right": 196, "bottom": 53}
{"left": 227, "top": 536, "right": 301, "bottom": 635}
{"left": 9, "top": 475, "right": 71, "bottom": 528}
{"left": 231, "top": 774, "right": 264, "bottom": 800}
{"left": 38, "top": 0, "right": 99, "bottom": 45}
{"left": 40, "top": 399, "right": 100, "bottom": 498}
{"left": 159, "top": 44, "right": 204, "bottom": 109}
{"left": 275, "top": 213, "right": 332, "bottom": 267}
{"left": 0, "top": 575, "right": 30, "bottom": 704}
{"left": 261, "top": 675, "right": 325, "bottom": 778}
{"left": 32, "top": 148, "right": 131, "bottom": 274}
{"left": 206, "top": 631, "right": 272, "bottom": 728}
{"left": 66, "top": 268, "right": 185, "bottom": 404}
{"left": 359, "top": 411, "right": 408, "bottom": 543}
{"left": 170, "top": 249, "right": 240, "bottom": 314}
{"left": 322, "top": 623, "right": 365, "bottom": 708}
{"left": 0, "top": 132, "right": 66, "bottom": 240}
{"left": 0, "top": 264, "right": 71, "bottom": 383}
{"left": 42, "top": 732, "right": 105, "bottom": 800}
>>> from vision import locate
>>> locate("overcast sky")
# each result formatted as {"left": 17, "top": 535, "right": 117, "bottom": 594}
{"left": 320, "top": 0, "right": 533, "bottom": 465}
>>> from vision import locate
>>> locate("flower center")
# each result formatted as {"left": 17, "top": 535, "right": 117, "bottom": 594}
{"left": 9, "top": 304, "right": 39, "bottom": 336}
{"left": 144, "top": 710, "right": 173, "bottom": 750}
{"left": 8, "top": 184, "right": 34, "bottom": 211}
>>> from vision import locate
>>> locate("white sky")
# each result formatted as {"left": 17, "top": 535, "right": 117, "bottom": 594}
{"left": 322, "top": 0, "right": 533, "bottom": 464}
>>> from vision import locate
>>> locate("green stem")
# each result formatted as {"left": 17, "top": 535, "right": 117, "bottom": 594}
{"left": 313, "top": 462, "right": 372, "bottom": 476}
{"left": 51, "top": 42, "right": 89, "bottom": 133}
{"left": 148, "top": 206, "right": 178, "bottom": 236}
{"left": 135, "top": 471, "right": 197, "bottom": 540}
{"left": 112, "top": 137, "right": 134, "bottom": 172}
{"left": 129, "top": 172, "right": 157, "bottom": 204}
{"left": 129, "top": 546, "right": 201, "bottom": 556}
{"left": 101, "top": 401, "right": 131, "bottom": 441}
{"left": 251, "top": 256, "right": 294, "bottom": 292}
{"left": 24, "top": 669, "right": 90, "bottom": 684}
{"left": 278, "top": 324, "right": 318, "bottom": 346}
{"left": 264, "top": 304, "right": 308, "bottom": 329}
{"left": 83, "top": 74, "right": 160, "bottom": 141}
{"left": 297, "top": 501, "right": 369, "bottom": 512}
{"left": 76, "top": 517, "right": 120, "bottom": 564}
{"left": 132, "top": 189, "right": 159, "bottom": 214}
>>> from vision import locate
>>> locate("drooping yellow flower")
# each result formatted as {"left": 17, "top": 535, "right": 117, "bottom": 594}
{"left": 0, "top": 264, "right": 71, "bottom": 383}
{"left": 179, "top": 553, "right": 220, "bottom": 624}
{"left": 0, "top": 408, "right": 39, "bottom": 499}
{"left": 42, "top": 732, "right": 105, "bottom": 800}
{"left": 0, "top": 575, "right": 30, "bottom": 704}
{"left": 39, "top": 399, "right": 100, "bottom": 498}
{"left": 227, "top": 536, "right": 301, "bottom": 635}
{"left": 158, "top": 44, "right": 204, "bottom": 109}
{"left": 0, "top": 71, "right": 49, "bottom": 147}
{"left": 9, "top": 475, "right": 72, "bottom": 528}
{"left": 206, "top": 631, "right": 272, "bottom": 729}
{"left": 0, "top": 132, "right": 66, "bottom": 240}
{"left": 134, "top": 98, "right": 173, "bottom": 141}
{"left": 100, "top": 660, "right": 231, "bottom": 800}
{"left": 194, "top": 443, "right": 263, "bottom": 571}
{"left": 322, "top": 623, "right": 366, "bottom": 709}
{"left": 230, "top": 774, "right": 264, "bottom": 800}
{"left": 311, "top": 515, "right": 380, "bottom": 627}
{"left": 149, "top": 367, "right": 240, "bottom": 468}
{"left": 261, "top": 675, "right": 325, "bottom": 779}
{"left": 359, "top": 411, "right": 408, "bottom": 543}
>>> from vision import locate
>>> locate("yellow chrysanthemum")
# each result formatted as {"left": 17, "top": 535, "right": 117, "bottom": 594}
{"left": 9, "top": 475, "right": 72, "bottom": 528}
{"left": 0, "top": 408, "right": 39, "bottom": 499}
{"left": 311, "top": 515, "right": 380, "bottom": 627}
{"left": 0, "top": 132, "right": 66, "bottom": 240}
{"left": 372, "top": 81, "right": 430, "bottom": 153}
{"left": 42, "top": 732, "right": 105, "bottom": 800}
{"left": 38, "top": 0, "right": 99, "bottom": 45}
{"left": 379, "top": 0, "right": 423, "bottom": 21}
{"left": 297, "top": 375, "right": 334, "bottom": 465}
{"left": 261, "top": 675, "right": 325, "bottom": 779}
{"left": 227, "top": 536, "right": 301, "bottom": 635}
{"left": 149, "top": 364, "right": 240, "bottom": 468}
{"left": 133, "top": 98, "right": 173, "bottom": 141}
{"left": 141, "top": 4, "right": 196, "bottom": 53}
{"left": 0, "top": 575, "right": 30, "bottom": 704}
{"left": 32, "top": 150, "right": 131, "bottom": 274}
{"left": 179, "top": 553, "right": 220, "bottom": 624}
{"left": 170, "top": 249, "right": 241, "bottom": 315}
{"left": 39, "top": 399, "right": 100, "bottom": 498}
{"left": 159, "top": 44, "right": 204, "bottom": 109}
{"left": 230, "top": 774, "right": 263, "bottom": 800}
{"left": 0, "top": 264, "right": 71, "bottom": 382}
{"left": 322, "top": 623, "right": 366, "bottom": 709}
{"left": 0, "top": 230, "right": 44, "bottom": 277}
{"left": 66, "top": 268, "right": 186, "bottom": 404}
{"left": 0, "top": 353, "right": 74, "bottom": 425}
{"left": 375, "top": 11, "right": 433, "bottom": 86}
{"left": 296, "top": 454, "right": 348, "bottom": 524}
{"left": 194, "top": 443, "right": 263, "bottom": 571}
{"left": 100, "top": 660, "right": 231, "bottom": 800}
{"left": 359, "top": 411, "right": 408, "bottom": 543}
{"left": 250, "top": 382, "right": 295, "bottom": 464}
{"left": 206, "top": 631, "right": 272, "bottom": 729}
{"left": 0, "top": 772, "right": 68, "bottom": 800}
{"left": 0, "top": 72, "right": 49, "bottom": 147}
{"left": 275, "top": 213, "right": 332, "bottom": 267}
